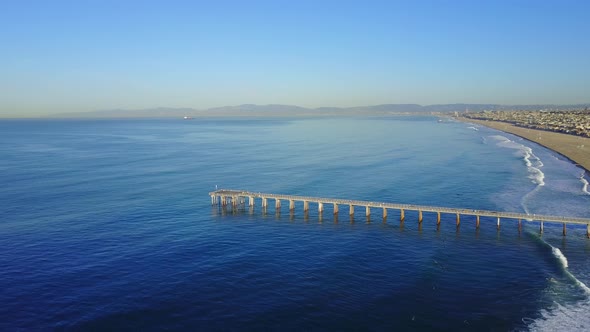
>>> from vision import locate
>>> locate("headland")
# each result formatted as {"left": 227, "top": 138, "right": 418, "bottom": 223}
{"left": 458, "top": 116, "right": 590, "bottom": 174}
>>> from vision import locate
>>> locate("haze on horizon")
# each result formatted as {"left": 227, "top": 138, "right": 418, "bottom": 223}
{"left": 1, "top": 0, "right": 589, "bottom": 118}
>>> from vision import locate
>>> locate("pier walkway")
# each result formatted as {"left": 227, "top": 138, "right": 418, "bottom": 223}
{"left": 209, "top": 189, "right": 590, "bottom": 236}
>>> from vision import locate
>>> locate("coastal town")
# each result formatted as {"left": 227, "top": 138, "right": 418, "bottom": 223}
{"left": 461, "top": 109, "right": 590, "bottom": 138}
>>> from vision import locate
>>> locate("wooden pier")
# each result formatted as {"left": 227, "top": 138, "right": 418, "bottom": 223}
{"left": 209, "top": 189, "right": 590, "bottom": 237}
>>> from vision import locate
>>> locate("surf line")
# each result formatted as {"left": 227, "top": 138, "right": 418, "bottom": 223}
{"left": 552, "top": 246, "right": 590, "bottom": 295}
{"left": 529, "top": 229, "right": 590, "bottom": 295}
{"left": 487, "top": 134, "right": 546, "bottom": 214}
{"left": 580, "top": 172, "right": 590, "bottom": 195}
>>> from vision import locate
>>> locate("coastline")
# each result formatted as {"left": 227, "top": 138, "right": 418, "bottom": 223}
{"left": 458, "top": 117, "right": 590, "bottom": 174}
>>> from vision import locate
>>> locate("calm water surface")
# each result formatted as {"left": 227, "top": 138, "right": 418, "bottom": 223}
{"left": 1, "top": 117, "right": 589, "bottom": 331}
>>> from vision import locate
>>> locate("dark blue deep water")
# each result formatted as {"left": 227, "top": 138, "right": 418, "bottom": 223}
{"left": 1, "top": 117, "right": 590, "bottom": 331}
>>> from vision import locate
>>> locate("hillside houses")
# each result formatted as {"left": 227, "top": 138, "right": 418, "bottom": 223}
{"left": 462, "top": 110, "right": 590, "bottom": 138}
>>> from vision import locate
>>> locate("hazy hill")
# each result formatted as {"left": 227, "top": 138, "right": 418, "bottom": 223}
{"left": 206, "top": 104, "right": 309, "bottom": 113}
{"left": 49, "top": 107, "right": 198, "bottom": 118}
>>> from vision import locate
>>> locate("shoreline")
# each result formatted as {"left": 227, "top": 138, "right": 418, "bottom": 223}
{"left": 458, "top": 117, "right": 590, "bottom": 174}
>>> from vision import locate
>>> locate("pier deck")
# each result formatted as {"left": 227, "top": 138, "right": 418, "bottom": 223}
{"left": 209, "top": 189, "right": 590, "bottom": 230}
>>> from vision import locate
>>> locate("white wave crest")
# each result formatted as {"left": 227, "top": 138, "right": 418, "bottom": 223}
{"left": 527, "top": 246, "right": 590, "bottom": 331}
{"left": 488, "top": 135, "right": 546, "bottom": 213}
{"left": 528, "top": 164, "right": 546, "bottom": 186}
{"left": 580, "top": 172, "right": 590, "bottom": 195}
{"left": 552, "top": 247, "right": 568, "bottom": 268}
{"left": 550, "top": 246, "right": 590, "bottom": 294}
{"left": 467, "top": 126, "right": 479, "bottom": 131}
{"left": 522, "top": 147, "right": 545, "bottom": 186}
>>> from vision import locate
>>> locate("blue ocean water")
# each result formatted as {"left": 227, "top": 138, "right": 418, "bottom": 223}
{"left": 1, "top": 117, "right": 589, "bottom": 331}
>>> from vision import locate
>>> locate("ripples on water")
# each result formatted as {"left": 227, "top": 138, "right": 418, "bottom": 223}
{"left": 0, "top": 117, "right": 589, "bottom": 331}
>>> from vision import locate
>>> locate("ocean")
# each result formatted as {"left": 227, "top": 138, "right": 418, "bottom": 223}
{"left": 1, "top": 116, "right": 589, "bottom": 331}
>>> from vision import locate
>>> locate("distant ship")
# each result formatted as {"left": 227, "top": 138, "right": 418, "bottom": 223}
{"left": 183, "top": 116, "right": 194, "bottom": 120}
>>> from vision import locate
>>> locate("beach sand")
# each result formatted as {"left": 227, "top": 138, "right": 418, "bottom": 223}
{"left": 461, "top": 118, "right": 590, "bottom": 174}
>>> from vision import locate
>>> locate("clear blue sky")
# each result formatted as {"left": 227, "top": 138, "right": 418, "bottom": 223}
{"left": 1, "top": 0, "right": 589, "bottom": 116}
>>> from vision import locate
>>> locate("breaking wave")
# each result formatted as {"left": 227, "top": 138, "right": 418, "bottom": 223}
{"left": 580, "top": 172, "right": 590, "bottom": 195}
{"left": 489, "top": 135, "right": 545, "bottom": 187}
{"left": 527, "top": 243, "right": 590, "bottom": 331}
{"left": 488, "top": 135, "right": 546, "bottom": 215}
{"left": 545, "top": 244, "right": 590, "bottom": 295}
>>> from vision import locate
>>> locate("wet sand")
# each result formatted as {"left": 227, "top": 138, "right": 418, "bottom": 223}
{"left": 460, "top": 118, "right": 590, "bottom": 174}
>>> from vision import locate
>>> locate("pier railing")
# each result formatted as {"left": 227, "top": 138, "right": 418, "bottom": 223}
{"left": 209, "top": 189, "right": 590, "bottom": 237}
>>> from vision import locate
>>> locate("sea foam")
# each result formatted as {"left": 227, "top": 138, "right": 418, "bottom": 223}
{"left": 489, "top": 135, "right": 546, "bottom": 214}
{"left": 552, "top": 247, "right": 569, "bottom": 269}
{"left": 580, "top": 172, "right": 590, "bottom": 195}
{"left": 527, "top": 245, "right": 590, "bottom": 331}
{"left": 528, "top": 301, "right": 590, "bottom": 332}
{"left": 489, "top": 135, "right": 545, "bottom": 184}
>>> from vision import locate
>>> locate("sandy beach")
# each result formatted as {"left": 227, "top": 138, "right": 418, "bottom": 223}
{"left": 460, "top": 118, "right": 590, "bottom": 174}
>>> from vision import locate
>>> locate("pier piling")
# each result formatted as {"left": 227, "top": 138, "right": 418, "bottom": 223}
{"left": 210, "top": 190, "right": 590, "bottom": 237}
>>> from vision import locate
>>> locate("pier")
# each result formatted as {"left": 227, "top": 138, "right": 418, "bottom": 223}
{"left": 209, "top": 189, "right": 590, "bottom": 237}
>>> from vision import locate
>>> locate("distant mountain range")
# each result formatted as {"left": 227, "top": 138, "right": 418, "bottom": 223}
{"left": 49, "top": 103, "right": 590, "bottom": 118}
